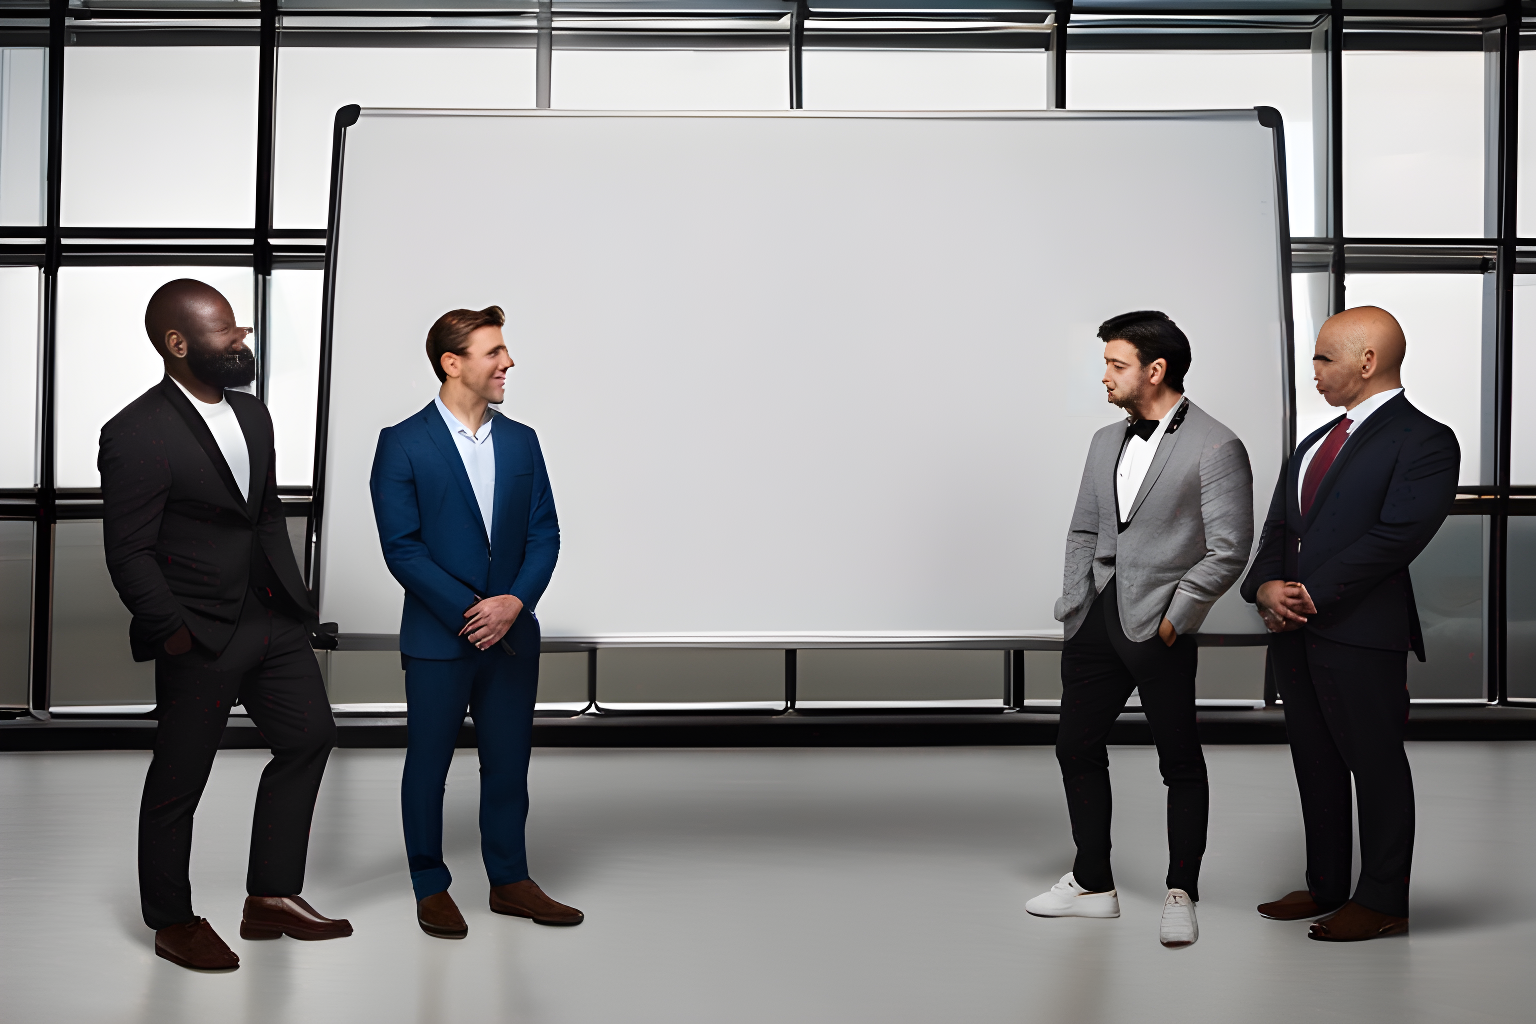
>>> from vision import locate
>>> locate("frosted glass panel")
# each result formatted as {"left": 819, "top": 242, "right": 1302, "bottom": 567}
{"left": 268, "top": 268, "right": 323, "bottom": 485}
{"left": 1518, "top": 43, "right": 1536, "bottom": 238}
{"left": 0, "top": 520, "right": 30, "bottom": 708}
{"left": 55, "top": 266, "right": 254, "bottom": 489}
{"left": 1342, "top": 275, "right": 1482, "bottom": 486}
{"left": 1291, "top": 271, "right": 1335, "bottom": 440}
{"left": 0, "top": 265, "right": 38, "bottom": 488}
{"left": 50, "top": 519, "right": 154, "bottom": 707}
{"left": 1405, "top": 515, "right": 1483, "bottom": 700}
{"left": 62, "top": 47, "right": 258, "bottom": 227}
{"left": 803, "top": 50, "right": 1045, "bottom": 111}
{"left": 551, "top": 49, "right": 787, "bottom": 109}
{"left": 273, "top": 47, "right": 537, "bottom": 229}
{"left": 1070, "top": 51, "right": 1315, "bottom": 238}
{"left": 1343, "top": 51, "right": 1484, "bottom": 239}
{"left": 1509, "top": 516, "right": 1536, "bottom": 700}
{"left": 1512, "top": 277, "right": 1536, "bottom": 484}
{"left": 0, "top": 48, "right": 47, "bottom": 226}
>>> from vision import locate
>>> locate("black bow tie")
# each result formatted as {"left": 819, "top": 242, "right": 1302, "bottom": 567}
{"left": 1126, "top": 418, "right": 1159, "bottom": 442}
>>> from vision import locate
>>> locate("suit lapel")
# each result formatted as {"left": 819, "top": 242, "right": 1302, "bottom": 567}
{"left": 159, "top": 377, "right": 247, "bottom": 514}
{"left": 228, "top": 395, "right": 266, "bottom": 523}
{"left": 422, "top": 403, "right": 489, "bottom": 542}
{"left": 1125, "top": 399, "right": 1188, "bottom": 523}
{"left": 1300, "top": 394, "right": 1409, "bottom": 531}
{"left": 490, "top": 411, "right": 514, "bottom": 546}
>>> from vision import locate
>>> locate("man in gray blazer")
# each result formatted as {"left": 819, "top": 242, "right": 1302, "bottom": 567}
{"left": 1026, "top": 310, "right": 1253, "bottom": 950}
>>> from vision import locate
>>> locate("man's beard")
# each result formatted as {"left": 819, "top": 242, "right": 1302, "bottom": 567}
{"left": 187, "top": 343, "right": 256, "bottom": 389}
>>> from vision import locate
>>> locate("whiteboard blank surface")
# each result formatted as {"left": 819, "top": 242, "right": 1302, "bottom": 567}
{"left": 320, "top": 110, "right": 1284, "bottom": 642}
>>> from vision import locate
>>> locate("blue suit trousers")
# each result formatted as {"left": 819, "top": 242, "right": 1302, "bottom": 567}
{"left": 401, "top": 612, "right": 540, "bottom": 901}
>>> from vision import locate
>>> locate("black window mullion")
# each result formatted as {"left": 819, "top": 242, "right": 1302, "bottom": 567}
{"left": 255, "top": 0, "right": 277, "bottom": 404}
{"left": 31, "top": 0, "right": 65, "bottom": 719}
{"left": 1329, "top": 0, "right": 1344, "bottom": 314}
{"left": 1491, "top": 0, "right": 1519, "bottom": 704}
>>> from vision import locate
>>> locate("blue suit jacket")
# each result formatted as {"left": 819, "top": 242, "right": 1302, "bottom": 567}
{"left": 370, "top": 402, "right": 559, "bottom": 660}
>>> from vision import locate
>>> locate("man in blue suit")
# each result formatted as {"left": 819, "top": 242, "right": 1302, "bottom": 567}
{"left": 370, "top": 304, "right": 580, "bottom": 939}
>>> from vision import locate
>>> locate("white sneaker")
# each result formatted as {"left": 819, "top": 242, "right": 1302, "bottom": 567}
{"left": 1160, "top": 889, "right": 1199, "bottom": 948}
{"left": 1025, "top": 873, "right": 1121, "bottom": 918}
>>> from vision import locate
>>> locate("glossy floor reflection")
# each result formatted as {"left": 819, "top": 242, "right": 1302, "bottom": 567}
{"left": 1, "top": 743, "right": 1533, "bottom": 1023}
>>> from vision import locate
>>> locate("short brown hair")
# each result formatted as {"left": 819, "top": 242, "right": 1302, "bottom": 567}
{"left": 425, "top": 305, "right": 505, "bottom": 383}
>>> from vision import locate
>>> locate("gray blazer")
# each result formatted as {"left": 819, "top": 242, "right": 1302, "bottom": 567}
{"left": 1055, "top": 399, "right": 1254, "bottom": 643}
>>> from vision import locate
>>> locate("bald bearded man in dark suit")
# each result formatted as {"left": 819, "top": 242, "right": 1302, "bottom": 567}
{"left": 100, "top": 279, "right": 350, "bottom": 971}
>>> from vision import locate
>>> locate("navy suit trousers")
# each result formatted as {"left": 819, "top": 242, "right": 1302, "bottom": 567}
{"left": 1270, "top": 628, "right": 1413, "bottom": 918}
{"left": 401, "top": 612, "right": 541, "bottom": 901}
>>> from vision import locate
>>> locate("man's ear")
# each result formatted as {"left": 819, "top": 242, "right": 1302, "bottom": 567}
{"left": 163, "top": 329, "right": 189, "bottom": 359}
{"left": 1148, "top": 357, "right": 1167, "bottom": 386}
{"left": 439, "top": 352, "right": 459, "bottom": 380}
{"left": 1360, "top": 347, "right": 1377, "bottom": 379}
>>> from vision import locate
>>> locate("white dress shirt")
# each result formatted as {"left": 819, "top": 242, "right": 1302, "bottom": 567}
{"left": 434, "top": 395, "right": 496, "bottom": 540}
{"left": 1296, "top": 387, "right": 1403, "bottom": 505}
{"left": 1116, "top": 397, "right": 1184, "bottom": 523}
{"left": 171, "top": 377, "right": 250, "bottom": 502}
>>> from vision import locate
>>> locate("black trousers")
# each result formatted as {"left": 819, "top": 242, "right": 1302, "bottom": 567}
{"left": 139, "top": 593, "right": 336, "bottom": 930}
{"left": 1057, "top": 578, "right": 1208, "bottom": 900}
{"left": 1270, "top": 628, "right": 1413, "bottom": 918}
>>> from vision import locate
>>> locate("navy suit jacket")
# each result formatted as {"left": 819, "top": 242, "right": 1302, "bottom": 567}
{"left": 370, "top": 402, "right": 559, "bottom": 660}
{"left": 1240, "top": 393, "right": 1459, "bottom": 659}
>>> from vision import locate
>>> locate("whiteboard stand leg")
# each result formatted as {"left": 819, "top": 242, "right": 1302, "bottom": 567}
{"left": 778, "top": 649, "right": 799, "bottom": 716}
{"left": 580, "top": 647, "right": 605, "bottom": 716}
{"left": 1003, "top": 650, "right": 1026, "bottom": 713}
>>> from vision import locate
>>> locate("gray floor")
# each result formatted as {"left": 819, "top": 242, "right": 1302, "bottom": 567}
{"left": 1, "top": 744, "right": 1533, "bottom": 1023}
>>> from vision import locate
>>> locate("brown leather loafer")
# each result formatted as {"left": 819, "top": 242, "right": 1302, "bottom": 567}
{"left": 155, "top": 918, "right": 239, "bottom": 971}
{"left": 490, "top": 879, "right": 584, "bottom": 926}
{"left": 241, "top": 895, "right": 354, "bottom": 941}
{"left": 1258, "top": 890, "right": 1345, "bottom": 921}
{"left": 418, "top": 891, "right": 468, "bottom": 939}
{"left": 1308, "top": 901, "right": 1409, "bottom": 942}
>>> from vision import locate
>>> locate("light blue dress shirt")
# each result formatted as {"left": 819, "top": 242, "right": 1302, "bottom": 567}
{"left": 433, "top": 395, "right": 496, "bottom": 544}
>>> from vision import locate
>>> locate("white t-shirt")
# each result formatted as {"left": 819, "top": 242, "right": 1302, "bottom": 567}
{"left": 170, "top": 377, "right": 250, "bottom": 502}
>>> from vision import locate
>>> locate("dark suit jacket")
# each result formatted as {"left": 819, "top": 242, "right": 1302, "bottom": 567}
{"left": 369, "top": 403, "right": 559, "bottom": 660}
{"left": 99, "top": 377, "right": 316, "bottom": 662}
{"left": 1240, "top": 393, "right": 1459, "bottom": 659}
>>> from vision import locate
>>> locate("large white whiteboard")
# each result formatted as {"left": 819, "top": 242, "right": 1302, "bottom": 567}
{"left": 318, "top": 109, "right": 1284, "bottom": 644}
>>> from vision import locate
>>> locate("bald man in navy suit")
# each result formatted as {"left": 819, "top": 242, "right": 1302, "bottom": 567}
{"left": 1242, "top": 306, "right": 1458, "bottom": 942}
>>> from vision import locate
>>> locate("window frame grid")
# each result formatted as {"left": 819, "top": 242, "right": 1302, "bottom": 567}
{"left": 0, "top": 0, "right": 1525, "bottom": 714}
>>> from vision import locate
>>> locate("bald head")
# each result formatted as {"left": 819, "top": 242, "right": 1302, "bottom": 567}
{"left": 145, "top": 278, "right": 232, "bottom": 356}
{"left": 1311, "top": 305, "right": 1406, "bottom": 411}
{"left": 144, "top": 278, "right": 255, "bottom": 396}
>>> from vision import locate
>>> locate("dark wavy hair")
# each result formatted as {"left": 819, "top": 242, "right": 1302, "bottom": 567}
{"left": 1096, "top": 310, "right": 1191, "bottom": 392}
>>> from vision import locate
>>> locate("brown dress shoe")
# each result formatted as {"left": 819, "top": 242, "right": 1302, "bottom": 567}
{"left": 1308, "top": 900, "right": 1409, "bottom": 941}
{"left": 241, "top": 896, "right": 354, "bottom": 941}
{"left": 155, "top": 918, "right": 239, "bottom": 971}
{"left": 1258, "top": 890, "right": 1345, "bottom": 921}
{"left": 490, "top": 879, "right": 584, "bottom": 926}
{"left": 418, "top": 891, "right": 468, "bottom": 939}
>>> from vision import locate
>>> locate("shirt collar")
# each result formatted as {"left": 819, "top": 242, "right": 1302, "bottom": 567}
{"left": 1343, "top": 387, "right": 1403, "bottom": 431}
{"left": 1128, "top": 396, "right": 1184, "bottom": 447}
{"left": 434, "top": 394, "right": 494, "bottom": 442}
{"left": 169, "top": 375, "right": 228, "bottom": 410}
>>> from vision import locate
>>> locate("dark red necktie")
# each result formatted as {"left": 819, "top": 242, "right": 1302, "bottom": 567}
{"left": 1300, "top": 416, "right": 1353, "bottom": 516}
